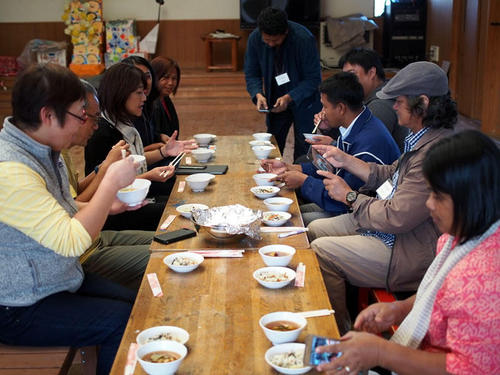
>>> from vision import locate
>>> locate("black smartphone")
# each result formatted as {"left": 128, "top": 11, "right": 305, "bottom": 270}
{"left": 154, "top": 228, "right": 197, "bottom": 244}
{"left": 258, "top": 108, "right": 270, "bottom": 113}
{"left": 304, "top": 334, "right": 341, "bottom": 366}
{"left": 178, "top": 165, "right": 206, "bottom": 170}
{"left": 311, "top": 148, "right": 336, "bottom": 174}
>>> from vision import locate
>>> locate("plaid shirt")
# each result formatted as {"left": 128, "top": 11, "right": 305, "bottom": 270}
{"left": 362, "top": 127, "right": 430, "bottom": 248}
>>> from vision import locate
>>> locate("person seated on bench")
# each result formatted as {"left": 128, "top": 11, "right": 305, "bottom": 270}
{"left": 261, "top": 72, "right": 400, "bottom": 226}
{"left": 308, "top": 62, "right": 457, "bottom": 334}
{"left": 0, "top": 64, "right": 140, "bottom": 375}
{"left": 313, "top": 130, "right": 500, "bottom": 375}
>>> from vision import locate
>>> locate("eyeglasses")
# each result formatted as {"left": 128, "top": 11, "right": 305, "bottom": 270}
{"left": 66, "top": 109, "right": 88, "bottom": 124}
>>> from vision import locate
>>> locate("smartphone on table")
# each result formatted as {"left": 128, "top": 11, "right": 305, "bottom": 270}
{"left": 154, "top": 228, "right": 197, "bottom": 245}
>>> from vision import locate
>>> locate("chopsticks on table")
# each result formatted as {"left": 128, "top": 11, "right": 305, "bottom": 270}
{"left": 296, "top": 309, "right": 335, "bottom": 318}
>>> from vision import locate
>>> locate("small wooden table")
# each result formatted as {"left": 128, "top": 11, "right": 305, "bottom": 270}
{"left": 110, "top": 251, "right": 339, "bottom": 374}
{"left": 201, "top": 34, "right": 241, "bottom": 72}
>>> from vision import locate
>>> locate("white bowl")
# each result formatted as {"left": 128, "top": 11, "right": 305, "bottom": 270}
{"left": 137, "top": 326, "right": 190, "bottom": 346}
{"left": 176, "top": 203, "right": 209, "bottom": 219}
{"left": 193, "top": 133, "right": 215, "bottom": 146}
{"left": 253, "top": 266, "right": 296, "bottom": 289}
{"left": 259, "top": 245, "right": 296, "bottom": 267}
{"left": 137, "top": 340, "right": 187, "bottom": 375}
{"left": 252, "top": 145, "right": 274, "bottom": 160}
{"left": 253, "top": 173, "right": 277, "bottom": 186}
{"left": 259, "top": 311, "right": 307, "bottom": 345}
{"left": 249, "top": 140, "right": 274, "bottom": 147}
{"left": 194, "top": 173, "right": 215, "bottom": 183}
{"left": 185, "top": 174, "right": 212, "bottom": 192}
{"left": 263, "top": 197, "right": 293, "bottom": 212}
{"left": 262, "top": 211, "right": 292, "bottom": 227}
{"left": 116, "top": 178, "right": 151, "bottom": 206}
{"left": 265, "top": 343, "right": 312, "bottom": 374}
{"left": 303, "top": 133, "right": 317, "bottom": 141}
{"left": 191, "top": 148, "right": 215, "bottom": 163}
{"left": 163, "top": 252, "right": 204, "bottom": 273}
{"left": 253, "top": 132, "right": 273, "bottom": 141}
{"left": 251, "top": 186, "right": 280, "bottom": 199}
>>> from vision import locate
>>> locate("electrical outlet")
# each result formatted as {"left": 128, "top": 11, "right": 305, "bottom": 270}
{"left": 429, "top": 45, "right": 440, "bottom": 62}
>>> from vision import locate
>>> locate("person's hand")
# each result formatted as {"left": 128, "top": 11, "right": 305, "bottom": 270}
{"left": 103, "top": 157, "right": 137, "bottom": 190}
{"left": 271, "top": 94, "right": 292, "bottom": 113}
{"left": 313, "top": 145, "right": 349, "bottom": 169}
{"left": 260, "top": 159, "right": 287, "bottom": 174}
{"left": 109, "top": 197, "right": 148, "bottom": 215}
{"left": 315, "top": 331, "right": 384, "bottom": 374}
{"left": 180, "top": 139, "right": 198, "bottom": 151}
{"left": 272, "top": 170, "right": 307, "bottom": 189}
{"left": 354, "top": 302, "right": 403, "bottom": 334}
{"left": 305, "top": 134, "right": 334, "bottom": 145}
{"left": 160, "top": 133, "right": 170, "bottom": 143}
{"left": 101, "top": 140, "right": 130, "bottom": 169}
{"left": 160, "top": 130, "right": 186, "bottom": 157}
{"left": 256, "top": 93, "right": 268, "bottom": 111}
{"left": 314, "top": 110, "right": 329, "bottom": 130}
{"left": 143, "top": 166, "right": 175, "bottom": 182}
{"left": 316, "top": 170, "right": 351, "bottom": 203}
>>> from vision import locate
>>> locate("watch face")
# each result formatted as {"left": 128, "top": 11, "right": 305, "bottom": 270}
{"left": 346, "top": 191, "right": 357, "bottom": 203}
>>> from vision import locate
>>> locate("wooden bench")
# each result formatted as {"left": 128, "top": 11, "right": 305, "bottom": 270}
{"left": 0, "top": 345, "right": 96, "bottom": 375}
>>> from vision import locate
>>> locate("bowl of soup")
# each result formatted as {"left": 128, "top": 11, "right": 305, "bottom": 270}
{"left": 265, "top": 342, "right": 312, "bottom": 374}
{"left": 259, "top": 311, "right": 307, "bottom": 345}
{"left": 253, "top": 266, "right": 296, "bottom": 289}
{"left": 259, "top": 245, "right": 296, "bottom": 267}
{"left": 263, "top": 197, "right": 293, "bottom": 212}
{"left": 252, "top": 145, "right": 274, "bottom": 160}
{"left": 137, "top": 326, "right": 190, "bottom": 346}
{"left": 116, "top": 178, "right": 151, "bottom": 206}
{"left": 185, "top": 174, "right": 212, "bottom": 192}
{"left": 137, "top": 340, "right": 187, "bottom": 375}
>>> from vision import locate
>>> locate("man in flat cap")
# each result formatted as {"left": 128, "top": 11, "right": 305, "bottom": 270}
{"left": 306, "top": 62, "right": 458, "bottom": 334}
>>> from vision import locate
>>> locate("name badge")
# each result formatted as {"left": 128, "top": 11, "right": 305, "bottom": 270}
{"left": 376, "top": 179, "right": 393, "bottom": 200}
{"left": 275, "top": 73, "right": 290, "bottom": 86}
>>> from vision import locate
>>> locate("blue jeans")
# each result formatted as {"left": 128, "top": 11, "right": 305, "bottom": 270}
{"left": 0, "top": 273, "right": 133, "bottom": 375}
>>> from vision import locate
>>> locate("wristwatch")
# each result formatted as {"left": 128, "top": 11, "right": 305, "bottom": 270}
{"left": 346, "top": 191, "right": 358, "bottom": 207}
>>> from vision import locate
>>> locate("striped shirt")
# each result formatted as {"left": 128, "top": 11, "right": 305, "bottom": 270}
{"left": 362, "top": 127, "right": 430, "bottom": 248}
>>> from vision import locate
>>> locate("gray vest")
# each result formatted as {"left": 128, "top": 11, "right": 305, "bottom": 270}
{"left": 0, "top": 119, "right": 84, "bottom": 307}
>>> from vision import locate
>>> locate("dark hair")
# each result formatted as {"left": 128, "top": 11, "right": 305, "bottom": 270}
{"left": 339, "top": 48, "right": 385, "bottom": 81}
{"left": 423, "top": 130, "right": 500, "bottom": 243}
{"left": 98, "top": 63, "right": 147, "bottom": 124}
{"left": 121, "top": 55, "right": 160, "bottom": 104}
{"left": 257, "top": 7, "right": 288, "bottom": 35}
{"left": 11, "top": 63, "right": 85, "bottom": 131}
{"left": 80, "top": 79, "right": 98, "bottom": 100}
{"left": 151, "top": 56, "right": 181, "bottom": 95}
{"left": 406, "top": 93, "right": 457, "bottom": 129}
{"left": 318, "top": 72, "right": 364, "bottom": 111}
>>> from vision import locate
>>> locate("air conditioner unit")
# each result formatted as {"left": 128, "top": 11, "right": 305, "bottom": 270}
{"left": 319, "top": 21, "right": 374, "bottom": 68}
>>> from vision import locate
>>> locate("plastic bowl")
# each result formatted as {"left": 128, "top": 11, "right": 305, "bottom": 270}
{"left": 252, "top": 145, "right": 274, "bottom": 160}
{"left": 253, "top": 266, "right": 296, "bottom": 289}
{"left": 265, "top": 342, "right": 312, "bottom": 374}
{"left": 176, "top": 203, "right": 209, "bottom": 219}
{"left": 253, "top": 132, "right": 273, "bottom": 141}
{"left": 185, "top": 174, "right": 212, "bottom": 192}
{"left": 163, "top": 252, "right": 204, "bottom": 273}
{"left": 263, "top": 197, "right": 293, "bottom": 212}
{"left": 116, "top": 178, "right": 151, "bottom": 206}
{"left": 262, "top": 211, "right": 292, "bottom": 227}
{"left": 137, "top": 326, "right": 189, "bottom": 346}
{"left": 191, "top": 148, "right": 215, "bottom": 163}
{"left": 258, "top": 245, "right": 296, "bottom": 267}
{"left": 251, "top": 186, "right": 280, "bottom": 199}
{"left": 193, "top": 133, "right": 215, "bottom": 146}
{"left": 253, "top": 173, "right": 277, "bottom": 187}
{"left": 259, "top": 311, "right": 307, "bottom": 345}
{"left": 137, "top": 340, "right": 187, "bottom": 375}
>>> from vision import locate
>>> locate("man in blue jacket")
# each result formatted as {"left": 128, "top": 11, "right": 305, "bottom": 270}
{"left": 262, "top": 72, "right": 401, "bottom": 225}
{"left": 244, "top": 7, "right": 322, "bottom": 160}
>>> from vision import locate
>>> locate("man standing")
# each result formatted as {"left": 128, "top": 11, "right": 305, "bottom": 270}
{"left": 339, "top": 48, "right": 409, "bottom": 151}
{"left": 244, "top": 7, "right": 322, "bottom": 160}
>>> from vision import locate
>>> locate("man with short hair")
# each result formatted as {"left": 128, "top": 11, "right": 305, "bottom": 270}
{"left": 262, "top": 72, "right": 400, "bottom": 225}
{"left": 339, "top": 48, "right": 409, "bottom": 151}
{"left": 244, "top": 7, "right": 322, "bottom": 159}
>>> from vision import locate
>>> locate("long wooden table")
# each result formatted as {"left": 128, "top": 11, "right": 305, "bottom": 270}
{"left": 110, "top": 135, "right": 339, "bottom": 374}
{"left": 151, "top": 135, "right": 309, "bottom": 251}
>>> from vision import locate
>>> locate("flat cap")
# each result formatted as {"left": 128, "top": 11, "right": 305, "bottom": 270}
{"left": 377, "top": 61, "right": 448, "bottom": 100}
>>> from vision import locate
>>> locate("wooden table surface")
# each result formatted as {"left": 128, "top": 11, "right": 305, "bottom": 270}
{"left": 150, "top": 135, "right": 309, "bottom": 251}
{"left": 110, "top": 251, "right": 339, "bottom": 375}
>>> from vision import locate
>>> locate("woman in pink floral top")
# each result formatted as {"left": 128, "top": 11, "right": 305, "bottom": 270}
{"left": 314, "top": 130, "right": 500, "bottom": 375}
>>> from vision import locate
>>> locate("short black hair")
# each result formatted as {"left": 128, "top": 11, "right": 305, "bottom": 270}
{"left": 257, "top": 7, "right": 288, "bottom": 35}
{"left": 406, "top": 93, "right": 457, "bottom": 129}
{"left": 339, "top": 48, "right": 385, "bottom": 81}
{"left": 98, "top": 63, "right": 147, "bottom": 124}
{"left": 423, "top": 130, "right": 500, "bottom": 244}
{"left": 11, "top": 63, "right": 84, "bottom": 131}
{"left": 318, "top": 72, "right": 364, "bottom": 111}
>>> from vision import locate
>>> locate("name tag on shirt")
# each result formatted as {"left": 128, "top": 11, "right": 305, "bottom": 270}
{"left": 376, "top": 179, "right": 393, "bottom": 200}
{"left": 275, "top": 73, "right": 290, "bottom": 86}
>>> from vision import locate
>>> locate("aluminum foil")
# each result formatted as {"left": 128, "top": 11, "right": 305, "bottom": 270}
{"left": 192, "top": 204, "right": 262, "bottom": 239}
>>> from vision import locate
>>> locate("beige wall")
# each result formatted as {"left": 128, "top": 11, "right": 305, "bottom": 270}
{"left": 0, "top": 0, "right": 373, "bottom": 22}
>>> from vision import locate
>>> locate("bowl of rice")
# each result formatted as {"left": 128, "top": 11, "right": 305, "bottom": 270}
{"left": 265, "top": 343, "right": 312, "bottom": 374}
